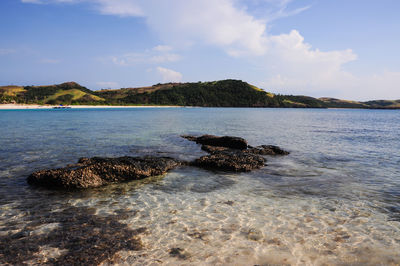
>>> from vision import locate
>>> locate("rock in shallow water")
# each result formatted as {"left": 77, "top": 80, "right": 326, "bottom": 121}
{"left": 27, "top": 156, "right": 180, "bottom": 189}
{"left": 182, "top": 134, "right": 248, "bottom": 150}
{"left": 194, "top": 151, "right": 266, "bottom": 172}
{"left": 183, "top": 134, "right": 289, "bottom": 172}
{"left": 246, "top": 145, "right": 290, "bottom": 155}
{"left": 28, "top": 135, "right": 289, "bottom": 189}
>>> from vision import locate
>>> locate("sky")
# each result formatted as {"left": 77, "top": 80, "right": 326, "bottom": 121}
{"left": 0, "top": 0, "right": 399, "bottom": 100}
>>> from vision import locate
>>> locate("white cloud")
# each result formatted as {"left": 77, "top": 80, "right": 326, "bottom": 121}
{"left": 257, "top": 30, "right": 358, "bottom": 94}
{"left": 96, "top": 81, "right": 119, "bottom": 89}
{"left": 153, "top": 45, "right": 172, "bottom": 52}
{"left": 94, "top": 0, "right": 143, "bottom": 17}
{"left": 108, "top": 45, "right": 181, "bottom": 66}
{"left": 157, "top": 67, "right": 183, "bottom": 83}
{"left": 23, "top": 0, "right": 271, "bottom": 55}
{"left": 138, "top": 0, "right": 269, "bottom": 56}
{"left": 253, "top": 30, "right": 400, "bottom": 100}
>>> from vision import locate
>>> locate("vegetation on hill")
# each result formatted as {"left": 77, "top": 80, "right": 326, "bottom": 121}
{"left": 1, "top": 82, "right": 104, "bottom": 105}
{"left": 95, "top": 80, "right": 326, "bottom": 108}
{"left": 318, "top": 98, "right": 368, "bottom": 108}
{"left": 1, "top": 79, "right": 398, "bottom": 109}
{"left": 363, "top": 100, "right": 400, "bottom": 109}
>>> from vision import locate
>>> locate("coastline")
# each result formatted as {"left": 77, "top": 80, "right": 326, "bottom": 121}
{"left": 1, "top": 104, "right": 399, "bottom": 110}
{"left": 0, "top": 104, "right": 182, "bottom": 110}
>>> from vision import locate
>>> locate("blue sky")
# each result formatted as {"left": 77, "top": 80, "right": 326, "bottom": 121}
{"left": 0, "top": 0, "right": 399, "bottom": 100}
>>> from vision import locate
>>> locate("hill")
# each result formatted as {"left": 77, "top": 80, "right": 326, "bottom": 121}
{"left": 1, "top": 79, "right": 399, "bottom": 109}
{"left": 95, "top": 80, "right": 325, "bottom": 108}
{"left": 0, "top": 82, "right": 104, "bottom": 105}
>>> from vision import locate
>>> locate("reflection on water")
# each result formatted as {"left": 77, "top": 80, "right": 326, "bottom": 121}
{"left": 0, "top": 108, "right": 400, "bottom": 265}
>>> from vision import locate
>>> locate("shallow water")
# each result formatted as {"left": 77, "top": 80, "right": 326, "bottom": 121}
{"left": 0, "top": 108, "right": 400, "bottom": 265}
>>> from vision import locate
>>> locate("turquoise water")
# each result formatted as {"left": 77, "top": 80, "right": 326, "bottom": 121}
{"left": 0, "top": 108, "right": 399, "bottom": 265}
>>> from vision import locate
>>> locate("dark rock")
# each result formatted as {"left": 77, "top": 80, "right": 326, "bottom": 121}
{"left": 223, "top": 200, "right": 234, "bottom": 206}
{"left": 28, "top": 156, "right": 180, "bottom": 189}
{"left": 201, "top": 145, "right": 230, "bottom": 153}
{"left": 193, "top": 151, "right": 266, "bottom": 172}
{"left": 0, "top": 206, "right": 145, "bottom": 265}
{"left": 181, "top": 135, "right": 197, "bottom": 142}
{"left": 183, "top": 134, "right": 289, "bottom": 172}
{"left": 243, "top": 228, "right": 263, "bottom": 241}
{"left": 182, "top": 134, "right": 248, "bottom": 150}
{"left": 246, "top": 145, "right": 290, "bottom": 155}
{"left": 169, "top": 248, "right": 190, "bottom": 259}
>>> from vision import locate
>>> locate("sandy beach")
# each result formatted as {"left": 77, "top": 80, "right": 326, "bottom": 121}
{"left": 0, "top": 104, "right": 181, "bottom": 110}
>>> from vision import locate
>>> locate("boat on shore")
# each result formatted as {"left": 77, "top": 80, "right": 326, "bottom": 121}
{"left": 52, "top": 105, "right": 71, "bottom": 109}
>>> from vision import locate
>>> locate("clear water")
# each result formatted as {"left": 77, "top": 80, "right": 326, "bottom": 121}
{"left": 0, "top": 108, "right": 399, "bottom": 265}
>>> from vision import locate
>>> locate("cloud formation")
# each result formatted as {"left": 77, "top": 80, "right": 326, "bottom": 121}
{"left": 96, "top": 81, "right": 119, "bottom": 89}
{"left": 156, "top": 67, "right": 183, "bottom": 83}
{"left": 108, "top": 45, "right": 181, "bottom": 66}
{"left": 20, "top": 0, "right": 400, "bottom": 100}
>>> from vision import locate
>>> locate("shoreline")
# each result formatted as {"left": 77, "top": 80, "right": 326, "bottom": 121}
{"left": 0, "top": 104, "right": 182, "bottom": 110}
{"left": 1, "top": 104, "right": 399, "bottom": 110}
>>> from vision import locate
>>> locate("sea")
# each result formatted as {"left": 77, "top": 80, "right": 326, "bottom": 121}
{"left": 0, "top": 107, "right": 399, "bottom": 265}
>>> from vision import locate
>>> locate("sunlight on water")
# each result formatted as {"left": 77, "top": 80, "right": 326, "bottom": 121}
{"left": 0, "top": 108, "right": 399, "bottom": 265}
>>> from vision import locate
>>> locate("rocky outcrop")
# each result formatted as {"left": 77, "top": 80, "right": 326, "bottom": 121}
{"left": 183, "top": 134, "right": 289, "bottom": 172}
{"left": 182, "top": 135, "right": 248, "bottom": 150}
{"left": 193, "top": 151, "right": 266, "bottom": 172}
{"left": 246, "top": 145, "right": 289, "bottom": 155}
{"left": 28, "top": 156, "right": 180, "bottom": 189}
{"left": 27, "top": 135, "right": 290, "bottom": 189}
{"left": 201, "top": 144, "right": 289, "bottom": 156}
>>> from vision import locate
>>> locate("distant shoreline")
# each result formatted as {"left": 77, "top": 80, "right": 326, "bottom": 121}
{"left": 0, "top": 104, "right": 182, "bottom": 110}
{"left": 1, "top": 104, "right": 400, "bottom": 110}
{"left": 0, "top": 104, "right": 183, "bottom": 110}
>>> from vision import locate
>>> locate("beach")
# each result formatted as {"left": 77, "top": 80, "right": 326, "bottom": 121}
{"left": 0, "top": 104, "right": 181, "bottom": 110}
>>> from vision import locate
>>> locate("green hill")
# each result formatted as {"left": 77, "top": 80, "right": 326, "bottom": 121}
{"left": 0, "top": 82, "right": 104, "bottom": 105}
{"left": 95, "top": 80, "right": 325, "bottom": 108}
{"left": 362, "top": 100, "right": 400, "bottom": 109}
{"left": 1, "top": 79, "right": 399, "bottom": 109}
{"left": 318, "top": 97, "right": 368, "bottom": 108}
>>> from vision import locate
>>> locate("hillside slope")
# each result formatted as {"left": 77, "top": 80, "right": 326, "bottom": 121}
{"left": 0, "top": 82, "right": 104, "bottom": 105}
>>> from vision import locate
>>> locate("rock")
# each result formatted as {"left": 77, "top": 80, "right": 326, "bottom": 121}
{"left": 183, "top": 134, "right": 289, "bottom": 172}
{"left": 246, "top": 145, "right": 290, "bottom": 155}
{"left": 182, "top": 134, "right": 248, "bottom": 150}
{"left": 27, "top": 156, "right": 180, "bottom": 189}
{"left": 201, "top": 145, "right": 230, "bottom": 153}
{"left": 243, "top": 228, "right": 263, "bottom": 241}
{"left": 168, "top": 248, "right": 190, "bottom": 260}
{"left": 193, "top": 150, "right": 266, "bottom": 172}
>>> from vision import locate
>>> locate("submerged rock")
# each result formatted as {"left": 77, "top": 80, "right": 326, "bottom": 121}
{"left": 246, "top": 145, "right": 290, "bottom": 155}
{"left": 183, "top": 134, "right": 289, "bottom": 172}
{"left": 168, "top": 247, "right": 190, "bottom": 260}
{"left": 28, "top": 156, "right": 180, "bottom": 189}
{"left": 202, "top": 144, "right": 289, "bottom": 156}
{"left": 182, "top": 134, "right": 248, "bottom": 150}
{"left": 201, "top": 145, "right": 230, "bottom": 153}
{"left": 193, "top": 151, "right": 266, "bottom": 172}
{"left": 0, "top": 206, "right": 145, "bottom": 265}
